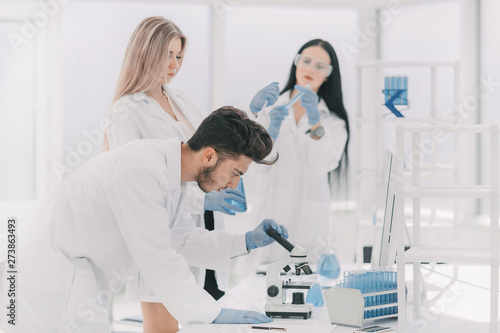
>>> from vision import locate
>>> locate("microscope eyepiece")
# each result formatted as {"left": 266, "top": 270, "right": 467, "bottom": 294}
{"left": 265, "top": 227, "right": 295, "bottom": 252}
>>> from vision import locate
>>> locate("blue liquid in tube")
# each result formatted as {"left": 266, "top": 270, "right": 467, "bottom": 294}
{"left": 226, "top": 178, "right": 247, "bottom": 213}
{"left": 384, "top": 77, "right": 390, "bottom": 103}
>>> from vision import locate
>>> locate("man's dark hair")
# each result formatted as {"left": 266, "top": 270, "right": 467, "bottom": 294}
{"left": 188, "top": 106, "right": 278, "bottom": 165}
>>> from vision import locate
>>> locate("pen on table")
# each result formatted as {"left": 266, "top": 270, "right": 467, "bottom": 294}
{"left": 250, "top": 326, "right": 287, "bottom": 331}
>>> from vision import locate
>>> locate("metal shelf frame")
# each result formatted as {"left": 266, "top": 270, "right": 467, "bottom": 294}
{"left": 394, "top": 124, "right": 499, "bottom": 333}
{"left": 355, "top": 60, "right": 461, "bottom": 266}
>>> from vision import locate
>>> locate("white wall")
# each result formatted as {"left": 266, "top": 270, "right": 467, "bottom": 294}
{"left": 480, "top": 0, "right": 500, "bottom": 126}
{"left": 380, "top": 1, "right": 460, "bottom": 62}
{"left": 223, "top": 5, "right": 358, "bottom": 110}
{"left": 479, "top": 0, "right": 500, "bottom": 213}
{"left": 0, "top": 21, "right": 35, "bottom": 200}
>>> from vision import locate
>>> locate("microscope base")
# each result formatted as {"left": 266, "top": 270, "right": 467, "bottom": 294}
{"left": 265, "top": 310, "right": 311, "bottom": 319}
{"left": 265, "top": 304, "right": 312, "bottom": 319}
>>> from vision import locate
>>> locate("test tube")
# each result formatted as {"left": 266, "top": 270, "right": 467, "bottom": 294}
{"left": 371, "top": 270, "right": 377, "bottom": 318}
{"left": 387, "top": 271, "right": 392, "bottom": 315}
{"left": 365, "top": 272, "right": 371, "bottom": 320}
{"left": 365, "top": 271, "right": 371, "bottom": 316}
{"left": 391, "top": 76, "right": 397, "bottom": 98}
{"left": 394, "top": 271, "right": 398, "bottom": 314}
{"left": 392, "top": 271, "right": 397, "bottom": 314}
{"left": 384, "top": 76, "right": 390, "bottom": 102}
{"left": 401, "top": 76, "right": 405, "bottom": 104}
{"left": 402, "top": 76, "right": 408, "bottom": 105}
{"left": 375, "top": 270, "right": 381, "bottom": 317}
{"left": 284, "top": 84, "right": 311, "bottom": 109}
{"left": 362, "top": 271, "right": 368, "bottom": 293}
{"left": 401, "top": 76, "right": 406, "bottom": 104}
{"left": 384, "top": 270, "right": 389, "bottom": 315}
{"left": 356, "top": 271, "right": 362, "bottom": 291}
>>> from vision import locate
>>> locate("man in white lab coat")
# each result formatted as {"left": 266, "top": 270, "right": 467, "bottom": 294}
{"left": 12, "top": 107, "right": 285, "bottom": 333}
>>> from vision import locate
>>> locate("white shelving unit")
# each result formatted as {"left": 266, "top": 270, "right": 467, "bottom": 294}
{"left": 355, "top": 60, "right": 461, "bottom": 265}
{"left": 394, "top": 124, "right": 499, "bottom": 333}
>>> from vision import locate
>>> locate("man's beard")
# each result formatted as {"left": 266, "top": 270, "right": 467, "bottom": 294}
{"left": 195, "top": 160, "right": 220, "bottom": 193}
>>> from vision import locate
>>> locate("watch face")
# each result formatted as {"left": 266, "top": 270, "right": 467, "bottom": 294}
{"left": 312, "top": 126, "right": 325, "bottom": 137}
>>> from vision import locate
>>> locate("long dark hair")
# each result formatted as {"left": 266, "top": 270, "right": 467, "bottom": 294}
{"left": 281, "top": 39, "right": 350, "bottom": 180}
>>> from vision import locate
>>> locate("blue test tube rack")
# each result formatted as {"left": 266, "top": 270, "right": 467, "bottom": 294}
{"left": 323, "top": 269, "right": 398, "bottom": 327}
{"left": 382, "top": 76, "right": 408, "bottom": 118}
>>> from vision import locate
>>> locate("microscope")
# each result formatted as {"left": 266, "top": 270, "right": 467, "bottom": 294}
{"left": 264, "top": 228, "right": 314, "bottom": 319}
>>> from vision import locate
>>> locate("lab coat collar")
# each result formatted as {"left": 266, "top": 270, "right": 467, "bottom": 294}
{"left": 131, "top": 91, "right": 147, "bottom": 102}
{"left": 318, "top": 98, "right": 329, "bottom": 116}
{"left": 163, "top": 85, "right": 202, "bottom": 129}
{"left": 131, "top": 90, "right": 186, "bottom": 134}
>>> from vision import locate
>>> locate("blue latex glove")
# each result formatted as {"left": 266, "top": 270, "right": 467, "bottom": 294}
{"left": 246, "top": 219, "right": 289, "bottom": 250}
{"left": 213, "top": 308, "right": 273, "bottom": 324}
{"left": 250, "top": 82, "right": 280, "bottom": 113}
{"left": 267, "top": 105, "right": 289, "bottom": 141}
{"left": 295, "top": 85, "right": 320, "bottom": 125}
{"left": 204, "top": 188, "right": 245, "bottom": 215}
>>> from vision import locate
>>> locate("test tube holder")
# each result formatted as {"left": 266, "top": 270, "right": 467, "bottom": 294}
{"left": 382, "top": 76, "right": 408, "bottom": 118}
{"left": 323, "top": 286, "right": 398, "bottom": 327}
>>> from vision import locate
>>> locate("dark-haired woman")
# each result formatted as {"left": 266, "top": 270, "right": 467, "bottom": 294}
{"left": 249, "top": 39, "right": 350, "bottom": 264}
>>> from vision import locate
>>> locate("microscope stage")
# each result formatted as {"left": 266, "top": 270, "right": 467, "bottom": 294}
{"left": 282, "top": 281, "right": 314, "bottom": 289}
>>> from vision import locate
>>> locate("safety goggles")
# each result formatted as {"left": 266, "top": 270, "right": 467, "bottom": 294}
{"left": 294, "top": 54, "right": 333, "bottom": 77}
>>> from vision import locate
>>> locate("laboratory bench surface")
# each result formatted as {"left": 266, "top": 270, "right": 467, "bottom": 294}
{"left": 112, "top": 264, "right": 494, "bottom": 333}
{"left": 178, "top": 273, "right": 397, "bottom": 333}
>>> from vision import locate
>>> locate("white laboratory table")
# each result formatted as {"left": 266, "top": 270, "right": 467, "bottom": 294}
{"left": 178, "top": 273, "right": 397, "bottom": 333}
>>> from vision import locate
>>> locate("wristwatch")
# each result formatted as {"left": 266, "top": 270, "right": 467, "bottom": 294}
{"left": 306, "top": 126, "right": 325, "bottom": 140}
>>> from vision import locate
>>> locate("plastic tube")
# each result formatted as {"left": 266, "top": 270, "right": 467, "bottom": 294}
{"left": 285, "top": 84, "right": 311, "bottom": 109}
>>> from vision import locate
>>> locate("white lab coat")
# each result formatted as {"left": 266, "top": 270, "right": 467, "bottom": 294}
{"left": 247, "top": 93, "right": 348, "bottom": 264}
{"left": 15, "top": 139, "right": 247, "bottom": 333}
{"left": 107, "top": 86, "right": 230, "bottom": 293}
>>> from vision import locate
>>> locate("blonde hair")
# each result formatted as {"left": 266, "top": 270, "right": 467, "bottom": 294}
{"left": 103, "top": 17, "right": 186, "bottom": 151}
{"left": 112, "top": 16, "right": 186, "bottom": 103}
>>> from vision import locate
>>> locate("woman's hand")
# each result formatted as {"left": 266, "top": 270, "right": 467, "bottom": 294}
{"left": 294, "top": 85, "right": 320, "bottom": 125}
{"left": 250, "top": 82, "right": 280, "bottom": 114}
{"left": 267, "top": 105, "right": 289, "bottom": 141}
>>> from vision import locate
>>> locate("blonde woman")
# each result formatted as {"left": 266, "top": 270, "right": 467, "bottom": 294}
{"left": 104, "top": 17, "right": 279, "bottom": 333}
